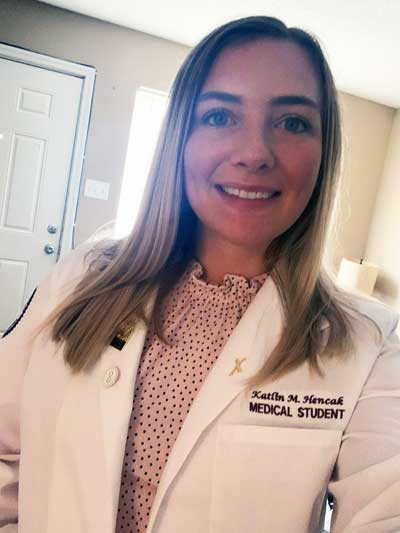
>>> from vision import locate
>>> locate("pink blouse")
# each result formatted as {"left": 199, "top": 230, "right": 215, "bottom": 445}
{"left": 115, "top": 260, "right": 268, "bottom": 532}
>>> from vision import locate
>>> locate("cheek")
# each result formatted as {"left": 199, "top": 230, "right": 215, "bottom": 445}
{"left": 183, "top": 139, "right": 198, "bottom": 199}
{"left": 183, "top": 139, "right": 204, "bottom": 215}
{"left": 183, "top": 135, "right": 219, "bottom": 195}
{"left": 280, "top": 143, "right": 322, "bottom": 192}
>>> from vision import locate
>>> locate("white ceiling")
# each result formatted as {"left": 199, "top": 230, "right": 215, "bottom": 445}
{"left": 39, "top": 0, "right": 400, "bottom": 109}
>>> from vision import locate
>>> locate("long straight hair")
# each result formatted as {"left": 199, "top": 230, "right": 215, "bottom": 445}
{"left": 41, "top": 16, "right": 381, "bottom": 388}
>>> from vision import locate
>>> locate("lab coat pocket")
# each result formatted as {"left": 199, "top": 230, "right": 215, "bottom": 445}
{"left": 210, "top": 424, "right": 341, "bottom": 533}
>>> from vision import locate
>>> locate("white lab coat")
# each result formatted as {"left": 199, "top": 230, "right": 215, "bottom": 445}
{"left": 0, "top": 242, "right": 399, "bottom": 533}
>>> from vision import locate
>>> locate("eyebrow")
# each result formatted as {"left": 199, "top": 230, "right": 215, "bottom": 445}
{"left": 197, "top": 91, "right": 320, "bottom": 110}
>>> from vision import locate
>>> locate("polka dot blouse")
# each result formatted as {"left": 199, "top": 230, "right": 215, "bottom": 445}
{"left": 115, "top": 259, "right": 268, "bottom": 532}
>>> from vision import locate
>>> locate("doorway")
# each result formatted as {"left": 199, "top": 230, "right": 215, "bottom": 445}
{"left": 0, "top": 43, "right": 95, "bottom": 334}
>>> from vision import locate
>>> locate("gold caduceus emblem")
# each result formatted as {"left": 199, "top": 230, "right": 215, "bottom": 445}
{"left": 229, "top": 357, "right": 247, "bottom": 376}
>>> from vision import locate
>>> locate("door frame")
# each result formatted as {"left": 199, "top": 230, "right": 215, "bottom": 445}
{"left": 0, "top": 41, "right": 96, "bottom": 259}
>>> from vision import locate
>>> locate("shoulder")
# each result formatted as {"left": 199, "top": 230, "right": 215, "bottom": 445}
{"left": 49, "top": 240, "right": 95, "bottom": 291}
{"left": 348, "top": 292, "right": 400, "bottom": 404}
{"left": 342, "top": 289, "right": 399, "bottom": 342}
{"left": 45, "top": 236, "right": 122, "bottom": 299}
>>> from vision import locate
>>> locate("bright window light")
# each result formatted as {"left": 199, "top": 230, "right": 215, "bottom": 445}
{"left": 115, "top": 87, "right": 169, "bottom": 237}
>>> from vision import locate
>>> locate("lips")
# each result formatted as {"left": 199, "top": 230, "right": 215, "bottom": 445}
{"left": 214, "top": 185, "right": 281, "bottom": 211}
{"left": 214, "top": 183, "right": 280, "bottom": 194}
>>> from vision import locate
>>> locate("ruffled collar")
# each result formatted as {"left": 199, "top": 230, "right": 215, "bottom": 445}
{"left": 186, "top": 259, "right": 268, "bottom": 296}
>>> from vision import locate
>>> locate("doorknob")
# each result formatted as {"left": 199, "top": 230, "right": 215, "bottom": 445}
{"left": 47, "top": 224, "right": 57, "bottom": 234}
{"left": 44, "top": 244, "right": 56, "bottom": 255}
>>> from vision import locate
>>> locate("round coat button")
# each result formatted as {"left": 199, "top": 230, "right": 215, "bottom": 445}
{"left": 104, "top": 366, "right": 120, "bottom": 387}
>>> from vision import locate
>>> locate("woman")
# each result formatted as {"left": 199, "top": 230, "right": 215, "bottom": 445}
{"left": 1, "top": 15, "right": 399, "bottom": 533}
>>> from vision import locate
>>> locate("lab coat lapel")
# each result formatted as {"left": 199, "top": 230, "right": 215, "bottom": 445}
{"left": 98, "top": 292, "right": 157, "bottom": 532}
{"left": 146, "top": 274, "right": 286, "bottom": 533}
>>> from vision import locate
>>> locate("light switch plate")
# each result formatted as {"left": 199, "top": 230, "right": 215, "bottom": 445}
{"left": 84, "top": 179, "right": 110, "bottom": 200}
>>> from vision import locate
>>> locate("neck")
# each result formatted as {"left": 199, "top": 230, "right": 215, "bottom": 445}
{"left": 195, "top": 230, "right": 267, "bottom": 285}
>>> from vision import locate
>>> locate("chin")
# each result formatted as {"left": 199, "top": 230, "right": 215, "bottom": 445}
{"left": 220, "top": 231, "right": 272, "bottom": 254}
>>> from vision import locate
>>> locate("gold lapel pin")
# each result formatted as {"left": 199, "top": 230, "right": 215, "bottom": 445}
{"left": 110, "top": 322, "right": 135, "bottom": 351}
{"left": 229, "top": 357, "right": 247, "bottom": 376}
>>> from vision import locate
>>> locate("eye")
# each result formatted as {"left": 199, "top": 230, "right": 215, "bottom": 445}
{"left": 278, "top": 116, "right": 311, "bottom": 134}
{"left": 201, "top": 108, "right": 236, "bottom": 127}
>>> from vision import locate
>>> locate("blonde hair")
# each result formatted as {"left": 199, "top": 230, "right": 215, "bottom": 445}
{"left": 41, "top": 16, "right": 381, "bottom": 388}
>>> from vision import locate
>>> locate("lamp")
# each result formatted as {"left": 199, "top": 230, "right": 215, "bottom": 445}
{"left": 336, "top": 257, "right": 379, "bottom": 296}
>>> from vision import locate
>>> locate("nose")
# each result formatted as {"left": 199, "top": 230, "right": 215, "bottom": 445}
{"left": 230, "top": 126, "right": 275, "bottom": 173}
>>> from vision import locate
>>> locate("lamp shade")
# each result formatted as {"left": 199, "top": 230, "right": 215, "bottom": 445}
{"left": 337, "top": 257, "right": 379, "bottom": 296}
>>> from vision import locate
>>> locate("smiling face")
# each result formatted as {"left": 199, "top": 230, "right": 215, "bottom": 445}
{"left": 183, "top": 38, "right": 323, "bottom": 261}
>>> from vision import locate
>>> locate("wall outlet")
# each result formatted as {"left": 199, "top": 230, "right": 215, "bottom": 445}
{"left": 84, "top": 179, "right": 110, "bottom": 200}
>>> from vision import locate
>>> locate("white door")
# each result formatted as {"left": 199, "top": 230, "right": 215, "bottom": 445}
{"left": 0, "top": 57, "right": 83, "bottom": 334}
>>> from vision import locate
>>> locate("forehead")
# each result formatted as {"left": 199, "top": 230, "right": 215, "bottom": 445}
{"left": 201, "top": 39, "right": 321, "bottom": 106}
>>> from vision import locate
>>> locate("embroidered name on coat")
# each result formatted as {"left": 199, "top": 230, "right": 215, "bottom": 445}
{"left": 249, "top": 390, "right": 346, "bottom": 420}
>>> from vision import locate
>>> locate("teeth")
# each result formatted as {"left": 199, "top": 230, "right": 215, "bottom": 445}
{"left": 220, "top": 186, "right": 277, "bottom": 200}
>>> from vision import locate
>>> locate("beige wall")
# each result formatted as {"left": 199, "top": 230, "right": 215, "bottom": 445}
{"left": 365, "top": 110, "right": 400, "bottom": 310}
{"left": 1, "top": 0, "right": 399, "bottom": 316}
{"left": 325, "top": 93, "right": 394, "bottom": 271}
{"left": 0, "top": 0, "right": 190, "bottom": 243}
{"left": 324, "top": 93, "right": 399, "bottom": 319}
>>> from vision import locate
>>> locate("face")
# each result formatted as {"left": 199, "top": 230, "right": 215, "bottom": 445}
{"left": 183, "top": 38, "right": 323, "bottom": 257}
